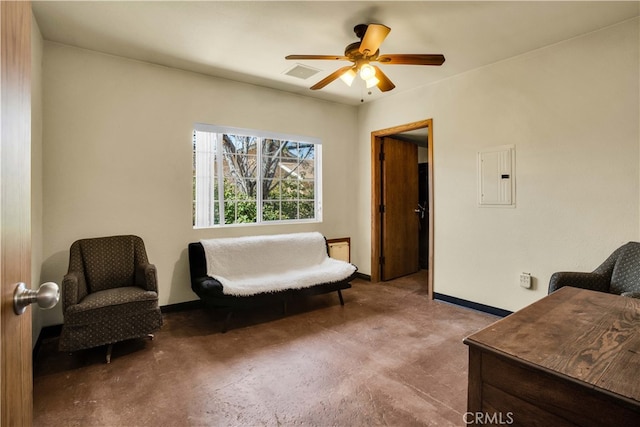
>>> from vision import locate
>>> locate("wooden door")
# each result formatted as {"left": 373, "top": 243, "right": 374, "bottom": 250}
{"left": 1, "top": 1, "right": 33, "bottom": 424}
{"left": 418, "top": 163, "right": 429, "bottom": 269}
{"left": 381, "top": 137, "right": 419, "bottom": 280}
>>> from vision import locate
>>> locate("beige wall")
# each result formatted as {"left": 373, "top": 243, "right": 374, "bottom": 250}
{"left": 355, "top": 19, "right": 640, "bottom": 312}
{"left": 37, "top": 18, "right": 640, "bottom": 330}
{"left": 40, "top": 43, "right": 358, "bottom": 326}
{"left": 31, "top": 14, "right": 44, "bottom": 347}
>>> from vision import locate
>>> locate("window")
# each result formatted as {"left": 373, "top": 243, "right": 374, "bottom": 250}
{"left": 192, "top": 124, "right": 322, "bottom": 227}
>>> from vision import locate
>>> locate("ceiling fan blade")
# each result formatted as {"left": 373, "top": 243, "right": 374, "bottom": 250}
{"left": 359, "top": 24, "right": 391, "bottom": 55}
{"left": 286, "top": 55, "right": 349, "bottom": 61}
{"left": 372, "top": 66, "right": 395, "bottom": 92}
{"left": 377, "top": 54, "right": 445, "bottom": 66}
{"left": 310, "top": 66, "right": 355, "bottom": 90}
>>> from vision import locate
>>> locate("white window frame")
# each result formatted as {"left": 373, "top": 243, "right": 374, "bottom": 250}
{"left": 193, "top": 123, "right": 323, "bottom": 228}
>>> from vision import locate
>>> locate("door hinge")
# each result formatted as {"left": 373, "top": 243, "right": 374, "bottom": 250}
{"left": 379, "top": 151, "right": 385, "bottom": 161}
{"left": 379, "top": 256, "right": 385, "bottom": 265}
{"left": 379, "top": 204, "right": 385, "bottom": 213}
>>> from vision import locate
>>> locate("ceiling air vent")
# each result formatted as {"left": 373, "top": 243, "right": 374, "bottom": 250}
{"left": 284, "top": 64, "right": 321, "bottom": 80}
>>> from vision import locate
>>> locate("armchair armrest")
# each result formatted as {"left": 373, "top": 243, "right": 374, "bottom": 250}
{"left": 62, "top": 271, "right": 88, "bottom": 310}
{"left": 548, "top": 271, "right": 610, "bottom": 294}
{"left": 136, "top": 263, "right": 158, "bottom": 292}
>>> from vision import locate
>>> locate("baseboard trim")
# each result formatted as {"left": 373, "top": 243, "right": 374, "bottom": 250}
{"left": 433, "top": 293, "right": 512, "bottom": 318}
{"left": 355, "top": 272, "right": 371, "bottom": 281}
{"left": 160, "top": 300, "right": 203, "bottom": 313}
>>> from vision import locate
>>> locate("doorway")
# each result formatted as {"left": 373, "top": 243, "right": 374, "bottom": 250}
{"left": 371, "top": 119, "right": 434, "bottom": 297}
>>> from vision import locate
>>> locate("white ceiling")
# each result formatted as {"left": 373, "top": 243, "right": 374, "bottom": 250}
{"left": 32, "top": 1, "right": 639, "bottom": 106}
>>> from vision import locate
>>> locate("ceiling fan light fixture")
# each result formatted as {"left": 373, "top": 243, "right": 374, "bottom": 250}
{"left": 340, "top": 68, "right": 357, "bottom": 87}
{"left": 359, "top": 63, "right": 376, "bottom": 80}
{"left": 365, "top": 76, "right": 380, "bottom": 88}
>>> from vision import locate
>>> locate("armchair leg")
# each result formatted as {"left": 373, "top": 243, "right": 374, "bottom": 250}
{"left": 106, "top": 344, "right": 113, "bottom": 364}
{"left": 337, "top": 289, "right": 345, "bottom": 306}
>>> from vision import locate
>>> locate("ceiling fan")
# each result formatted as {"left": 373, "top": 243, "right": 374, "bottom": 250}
{"left": 286, "top": 23, "right": 445, "bottom": 92}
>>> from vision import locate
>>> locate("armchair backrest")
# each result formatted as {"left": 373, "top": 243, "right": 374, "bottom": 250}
{"left": 610, "top": 242, "right": 640, "bottom": 295}
{"left": 70, "top": 235, "right": 149, "bottom": 293}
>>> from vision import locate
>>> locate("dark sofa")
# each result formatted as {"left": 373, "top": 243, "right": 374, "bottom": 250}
{"left": 188, "top": 233, "right": 357, "bottom": 331}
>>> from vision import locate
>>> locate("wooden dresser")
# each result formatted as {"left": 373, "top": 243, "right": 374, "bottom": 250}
{"left": 464, "top": 287, "right": 640, "bottom": 426}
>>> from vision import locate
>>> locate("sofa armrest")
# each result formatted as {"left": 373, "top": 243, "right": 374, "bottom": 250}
{"left": 191, "top": 276, "right": 224, "bottom": 298}
{"left": 188, "top": 243, "right": 208, "bottom": 278}
{"left": 62, "top": 271, "right": 88, "bottom": 310}
{"left": 548, "top": 272, "right": 610, "bottom": 294}
{"left": 188, "top": 242, "right": 226, "bottom": 298}
{"left": 136, "top": 263, "right": 158, "bottom": 292}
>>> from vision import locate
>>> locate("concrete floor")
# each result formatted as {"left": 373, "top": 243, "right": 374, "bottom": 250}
{"left": 33, "top": 272, "right": 498, "bottom": 426}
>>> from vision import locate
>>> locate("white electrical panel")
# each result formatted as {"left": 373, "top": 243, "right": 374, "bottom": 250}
{"left": 478, "top": 145, "right": 515, "bottom": 207}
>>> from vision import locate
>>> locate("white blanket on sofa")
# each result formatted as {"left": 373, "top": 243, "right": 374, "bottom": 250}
{"left": 200, "top": 232, "right": 357, "bottom": 296}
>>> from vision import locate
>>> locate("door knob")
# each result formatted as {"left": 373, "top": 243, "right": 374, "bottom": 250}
{"left": 13, "top": 282, "right": 60, "bottom": 315}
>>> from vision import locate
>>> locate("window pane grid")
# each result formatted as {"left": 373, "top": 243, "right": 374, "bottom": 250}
{"left": 193, "top": 128, "right": 319, "bottom": 228}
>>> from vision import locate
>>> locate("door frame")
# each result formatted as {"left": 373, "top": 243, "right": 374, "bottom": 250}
{"left": 371, "top": 119, "right": 434, "bottom": 297}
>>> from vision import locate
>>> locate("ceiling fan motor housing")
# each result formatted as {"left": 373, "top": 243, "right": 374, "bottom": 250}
{"left": 354, "top": 24, "right": 369, "bottom": 39}
{"left": 345, "top": 42, "right": 379, "bottom": 62}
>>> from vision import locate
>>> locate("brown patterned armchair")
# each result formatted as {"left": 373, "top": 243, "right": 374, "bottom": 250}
{"left": 59, "top": 235, "right": 163, "bottom": 362}
{"left": 548, "top": 241, "right": 640, "bottom": 298}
